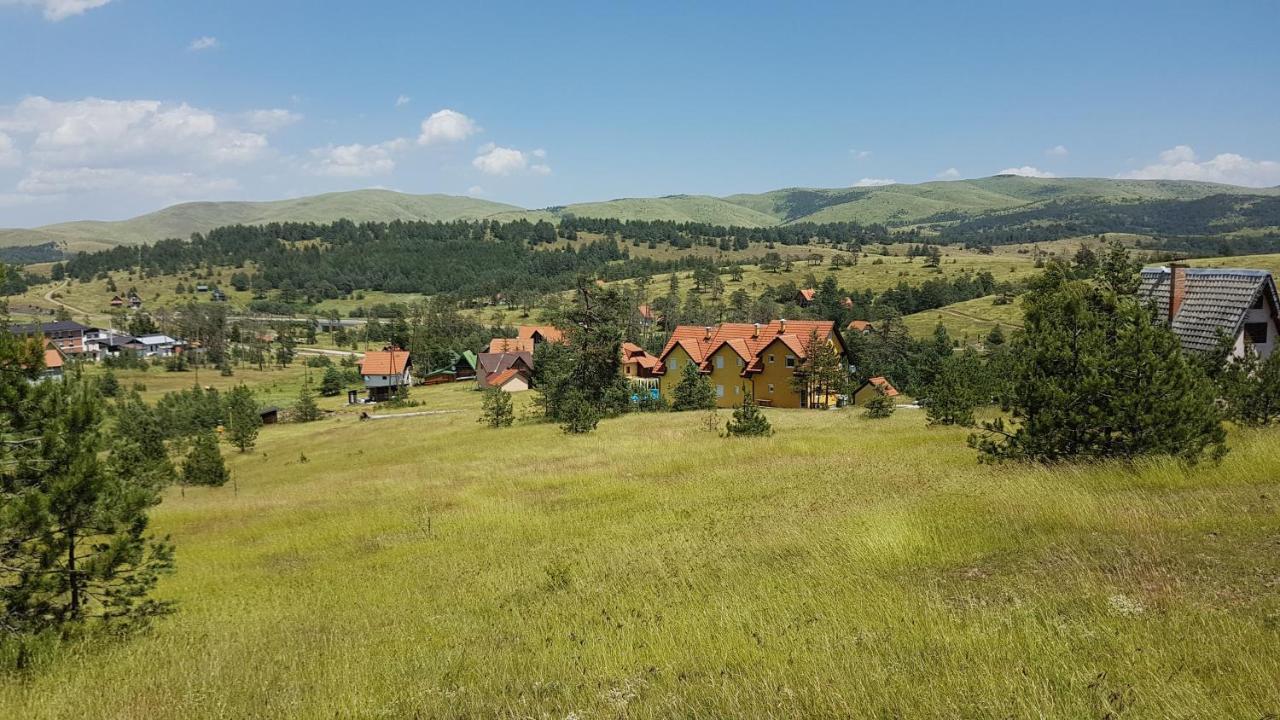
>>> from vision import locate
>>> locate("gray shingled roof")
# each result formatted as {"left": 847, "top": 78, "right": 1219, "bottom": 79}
{"left": 1138, "top": 267, "right": 1279, "bottom": 352}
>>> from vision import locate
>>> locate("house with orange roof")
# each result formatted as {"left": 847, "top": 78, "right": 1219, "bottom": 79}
{"left": 655, "top": 319, "right": 847, "bottom": 409}
{"left": 476, "top": 351, "right": 533, "bottom": 390}
{"left": 39, "top": 343, "right": 66, "bottom": 382}
{"left": 486, "top": 367, "right": 531, "bottom": 393}
{"left": 852, "top": 376, "right": 899, "bottom": 405}
{"left": 847, "top": 320, "right": 877, "bottom": 334}
{"left": 621, "top": 342, "right": 660, "bottom": 380}
{"left": 358, "top": 346, "right": 412, "bottom": 401}
{"left": 795, "top": 288, "right": 816, "bottom": 307}
{"left": 517, "top": 325, "right": 564, "bottom": 344}
{"left": 487, "top": 337, "right": 535, "bottom": 354}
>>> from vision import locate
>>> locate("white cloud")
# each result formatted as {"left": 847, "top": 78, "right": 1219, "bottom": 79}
{"left": 16, "top": 167, "right": 237, "bottom": 197}
{"left": 1119, "top": 145, "right": 1280, "bottom": 187}
{"left": 0, "top": 96, "right": 270, "bottom": 167}
{"left": 854, "top": 177, "right": 895, "bottom": 187}
{"left": 188, "top": 36, "right": 219, "bottom": 51}
{"left": 935, "top": 167, "right": 960, "bottom": 180}
{"left": 0, "top": 0, "right": 112, "bottom": 21}
{"left": 998, "top": 166, "right": 1056, "bottom": 178}
{"left": 395, "top": 95, "right": 411, "bottom": 108}
{"left": 418, "top": 109, "right": 478, "bottom": 145}
{"left": 306, "top": 142, "right": 398, "bottom": 177}
{"left": 850, "top": 149, "right": 872, "bottom": 160}
{"left": 0, "top": 132, "right": 20, "bottom": 167}
{"left": 472, "top": 143, "right": 550, "bottom": 176}
{"left": 240, "top": 108, "right": 302, "bottom": 132}
{"left": 1045, "top": 144, "right": 1069, "bottom": 158}
{"left": 466, "top": 185, "right": 484, "bottom": 196}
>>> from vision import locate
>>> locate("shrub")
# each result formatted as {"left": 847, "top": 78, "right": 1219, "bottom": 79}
{"left": 863, "top": 391, "right": 896, "bottom": 419}
{"left": 560, "top": 392, "right": 601, "bottom": 434}
{"left": 724, "top": 392, "right": 772, "bottom": 437}
{"left": 479, "top": 388, "right": 515, "bottom": 428}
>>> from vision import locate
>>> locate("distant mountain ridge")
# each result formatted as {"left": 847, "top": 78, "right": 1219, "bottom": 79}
{"left": 3, "top": 177, "right": 1278, "bottom": 254}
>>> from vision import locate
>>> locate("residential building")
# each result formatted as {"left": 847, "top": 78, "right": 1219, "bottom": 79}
{"left": 656, "top": 320, "right": 847, "bottom": 408}
{"left": 476, "top": 351, "right": 533, "bottom": 390}
{"left": 621, "top": 342, "right": 660, "bottom": 380}
{"left": 487, "top": 337, "right": 535, "bottom": 354}
{"left": 422, "top": 351, "right": 478, "bottom": 385}
{"left": 795, "top": 288, "right": 816, "bottom": 307}
{"left": 847, "top": 320, "right": 876, "bottom": 334}
{"left": 8, "top": 320, "right": 91, "bottom": 356}
{"left": 1138, "top": 265, "right": 1280, "bottom": 359}
{"left": 852, "top": 376, "right": 899, "bottom": 405}
{"left": 359, "top": 347, "right": 413, "bottom": 401}
{"left": 486, "top": 368, "right": 531, "bottom": 393}
{"left": 37, "top": 343, "right": 66, "bottom": 382}
{"left": 134, "top": 334, "right": 183, "bottom": 358}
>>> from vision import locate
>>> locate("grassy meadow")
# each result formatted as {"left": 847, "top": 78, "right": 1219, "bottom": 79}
{"left": 1, "top": 382, "right": 1277, "bottom": 718}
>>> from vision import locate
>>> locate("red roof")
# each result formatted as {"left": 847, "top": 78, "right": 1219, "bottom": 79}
{"left": 657, "top": 320, "right": 841, "bottom": 376}
{"left": 847, "top": 320, "right": 875, "bottom": 332}
{"left": 637, "top": 304, "right": 655, "bottom": 320}
{"left": 487, "top": 338, "right": 535, "bottom": 354}
{"left": 798, "top": 288, "right": 816, "bottom": 302}
{"left": 867, "top": 376, "right": 899, "bottom": 397}
{"left": 517, "top": 325, "right": 564, "bottom": 343}
{"left": 43, "top": 346, "right": 64, "bottom": 370}
{"left": 488, "top": 368, "right": 527, "bottom": 388}
{"left": 359, "top": 349, "right": 410, "bottom": 376}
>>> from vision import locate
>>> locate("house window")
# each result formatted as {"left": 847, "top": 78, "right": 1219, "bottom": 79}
{"left": 768, "top": 354, "right": 775, "bottom": 364}
{"left": 1253, "top": 294, "right": 1265, "bottom": 310}
{"left": 669, "top": 358, "right": 678, "bottom": 371}
{"left": 737, "top": 358, "right": 744, "bottom": 367}
{"left": 768, "top": 383, "right": 774, "bottom": 393}
{"left": 715, "top": 356, "right": 724, "bottom": 369}
{"left": 1244, "top": 322, "right": 1269, "bottom": 345}
{"left": 734, "top": 385, "right": 741, "bottom": 395}
{"left": 785, "top": 355, "right": 796, "bottom": 368}
{"left": 716, "top": 384, "right": 725, "bottom": 398}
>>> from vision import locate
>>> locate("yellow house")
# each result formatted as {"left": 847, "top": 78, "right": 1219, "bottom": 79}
{"left": 656, "top": 320, "right": 847, "bottom": 409}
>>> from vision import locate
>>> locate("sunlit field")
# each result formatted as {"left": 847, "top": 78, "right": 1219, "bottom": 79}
{"left": 2, "top": 382, "right": 1277, "bottom": 718}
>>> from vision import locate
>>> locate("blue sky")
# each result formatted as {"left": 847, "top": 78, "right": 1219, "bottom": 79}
{"left": 0, "top": 0, "right": 1278, "bottom": 226}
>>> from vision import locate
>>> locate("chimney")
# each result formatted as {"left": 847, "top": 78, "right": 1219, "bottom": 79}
{"left": 753, "top": 322, "right": 761, "bottom": 338}
{"left": 704, "top": 325, "right": 713, "bottom": 340}
{"left": 1169, "top": 263, "right": 1187, "bottom": 322}
{"left": 778, "top": 318, "right": 787, "bottom": 334}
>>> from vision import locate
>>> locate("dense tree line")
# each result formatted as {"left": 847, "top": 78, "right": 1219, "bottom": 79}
{"left": 561, "top": 215, "right": 891, "bottom": 249}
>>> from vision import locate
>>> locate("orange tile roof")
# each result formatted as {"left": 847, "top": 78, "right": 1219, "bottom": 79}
{"left": 517, "top": 325, "right": 564, "bottom": 343}
{"left": 657, "top": 320, "right": 841, "bottom": 376}
{"left": 488, "top": 368, "right": 526, "bottom": 388}
{"left": 867, "top": 376, "right": 899, "bottom": 397}
{"left": 43, "top": 346, "right": 64, "bottom": 370}
{"left": 487, "top": 337, "right": 535, "bottom": 354}
{"left": 359, "top": 349, "right": 410, "bottom": 376}
{"left": 847, "top": 320, "right": 875, "bottom": 332}
{"left": 637, "top": 304, "right": 655, "bottom": 320}
{"left": 798, "top": 288, "right": 816, "bottom": 302}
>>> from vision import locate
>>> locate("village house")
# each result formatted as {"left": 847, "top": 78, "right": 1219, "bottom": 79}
{"left": 358, "top": 347, "right": 413, "bottom": 401}
{"left": 422, "top": 351, "right": 478, "bottom": 385}
{"left": 486, "top": 367, "right": 531, "bottom": 393}
{"left": 847, "top": 320, "right": 876, "bottom": 334}
{"left": 475, "top": 351, "right": 533, "bottom": 390}
{"left": 795, "top": 288, "right": 816, "bottom": 307}
{"left": 134, "top": 334, "right": 184, "bottom": 358}
{"left": 852, "top": 376, "right": 899, "bottom": 405}
{"left": 8, "top": 320, "right": 91, "bottom": 357}
{"left": 109, "top": 295, "right": 125, "bottom": 308}
{"left": 487, "top": 337, "right": 535, "bottom": 354}
{"left": 128, "top": 293, "right": 143, "bottom": 309}
{"left": 655, "top": 319, "right": 847, "bottom": 409}
{"left": 621, "top": 342, "right": 660, "bottom": 380}
{"left": 1139, "top": 265, "right": 1280, "bottom": 360}
{"left": 34, "top": 343, "right": 66, "bottom": 382}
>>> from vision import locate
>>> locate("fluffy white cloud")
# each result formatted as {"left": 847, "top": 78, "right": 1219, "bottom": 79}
{"left": 0, "top": 96, "right": 270, "bottom": 167}
{"left": 472, "top": 143, "right": 550, "bottom": 176}
{"left": 0, "top": 0, "right": 111, "bottom": 21}
{"left": 240, "top": 108, "right": 302, "bottom": 132}
{"left": 1045, "top": 145, "right": 1069, "bottom": 158}
{"left": 16, "top": 167, "right": 237, "bottom": 197}
{"left": 306, "top": 142, "right": 399, "bottom": 177}
{"left": 466, "top": 185, "right": 484, "bottom": 195}
{"left": 935, "top": 167, "right": 960, "bottom": 180}
{"left": 0, "top": 132, "right": 20, "bottom": 167}
{"left": 998, "top": 166, "right": 1056, "bottom": 178}
{"left": 854, "top": 177, "right": 895, "bottom": 187}
{"left": 418, "top": 109, "right": 478, "bottom": 145}
{"left": 189, "top": 36, "right": 218, "bottom": 51}
{"left": 1119, "top": 145, "right": 1280, "bottom": 187}
{"left": 395, "top": 95, "right": 411, "bottom": 108}
{"left": 850, "top": 149, "right": 872, "bottom": 160}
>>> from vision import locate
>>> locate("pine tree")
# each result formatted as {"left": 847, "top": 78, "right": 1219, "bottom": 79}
{"left": 724, "top": 392, "right": 772, "bottom": 437}
{"left": 182, "top": 430, "right": 230, "bottom": 487}
{"left": 863, "top": 391, "right": 896, "bottom": 419}
{"left": 672, "top": 362, "right": 715, "bottom": 411}
{"left": 224, "top": 384, "right": 261, "bottom": 452}
{"left": 1218, "top": 347, "right": 1280, "bottom": 426}
{"left": 319, "top": 366, "right": 343, "bottom": 397}
{"left": 293, "top": 383, "right": 320, "bottom": 423}
{"left": 985, "top": 324, "right": 1005, "bottom": 347}
{"left": 560, "top": 391, "right": 601, "bottom": 434}
{"left": 926, "top": 348, "right": 984, "bottom": 426}
{"left": 479, "top": 387, "right": 515, "bottom": 428}
{"left": 100, "top": 368, "right": 120, "bottom": 397}
{"left": 970, "top": 271, "right": 1226, "bottom": 463}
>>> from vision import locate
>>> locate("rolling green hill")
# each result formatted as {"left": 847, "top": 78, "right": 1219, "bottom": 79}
{"left": 5, "top": 177, "right": 1280, "bottom": 254}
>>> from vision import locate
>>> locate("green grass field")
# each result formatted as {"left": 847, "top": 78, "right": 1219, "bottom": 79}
{"left": 903, "top": 294, "right": 1025, "bottom": 343}
{"left": 2, "top": 382, "right": 1277, "bottom": 718}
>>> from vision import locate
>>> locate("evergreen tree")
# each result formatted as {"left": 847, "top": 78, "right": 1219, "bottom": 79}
{"left": 292, "top": 383, "right": 320, "bottom": 423}
{"left": 224, "top": 384, "right": 261, "bottom": 452}
{"left": 925, "top": 348, "right": 984, "bottom": 426}
{"left": 100, "top": 368, "right": 120, "bottom": 397}
{"left": 111, "top": 392, "right": 176, "bottom": 492}
{"left": 970, "top": 271, "right": 1226, "bottom": 463}
{"left": 863, "top": 391, "right": 896, "bottom": 419}
{"left": 671, "top": 362, "right": 715, "bottom": 411}
{"left": 724, "top": 392, "right": 772, "bottom": 437}
{"left": 1218, "top": 348, "right": 1280, "bottom": 426}
{"left": 479, "top": 388, "right": 515, "bottom": 428}
{"left": 559, "top": 391, "right": 601, "bottom": 434}
{"left": 182, "top": 431, "right": 230, "bottom": 487}
{"left": 319, "top": 366, "right": 344, "bottom": 397}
